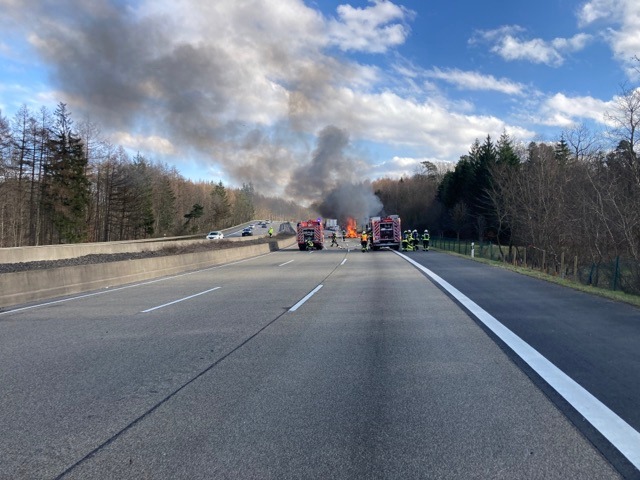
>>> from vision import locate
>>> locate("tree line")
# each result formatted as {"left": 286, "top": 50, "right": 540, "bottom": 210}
{"left": 0, "top": 102, "right": 313, "bottom": 247}
{"left": 372, "top": 85, "right": 640, "bottom": 292}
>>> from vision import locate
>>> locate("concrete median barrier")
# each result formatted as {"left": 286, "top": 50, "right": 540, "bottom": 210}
{"left": 0, "top": 236, "right": 250, "bottom": 263}
{"left": 0, "top": 238, "right": 296, "bottom": 309}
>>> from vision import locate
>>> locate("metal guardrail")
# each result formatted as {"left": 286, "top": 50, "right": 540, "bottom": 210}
{"left": 432, "top": 237, "right": 640, "bottom": 296}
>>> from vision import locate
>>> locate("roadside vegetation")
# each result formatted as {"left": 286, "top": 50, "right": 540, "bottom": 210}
{"left": 434, "top": 244, "right": 640, "bottom": 309}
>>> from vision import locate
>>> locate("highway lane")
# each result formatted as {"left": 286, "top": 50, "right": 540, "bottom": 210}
{"left": 0, "top": 243, "right": 622, "bottom": 479}
{"left": 403, "top": 248, "right": 640, "bottom": 478}
{"left": 223, "top": 220, "right": 282, "bottom": 238}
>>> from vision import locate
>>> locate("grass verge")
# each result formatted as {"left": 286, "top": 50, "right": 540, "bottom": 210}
{"left": 433, "top": 248, "right": 640, "bottom": 309}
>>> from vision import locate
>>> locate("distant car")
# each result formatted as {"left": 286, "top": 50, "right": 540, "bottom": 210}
{"left": 241, "top": 228, "right": 253, "bottom": 237}
{"left": 206, "top": 231, "right": 224, "bottom": 240}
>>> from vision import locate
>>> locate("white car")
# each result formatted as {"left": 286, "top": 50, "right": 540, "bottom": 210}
{"left": 206, "top": 231, "right": 224, "bottom": 240}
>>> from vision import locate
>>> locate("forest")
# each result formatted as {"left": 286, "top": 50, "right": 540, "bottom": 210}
{"left": 1, "top": 84, "right": 639, "bottom": 292}
{"left": 374, "top": 85, "right": 640, "bottom": 293}
{"left": 0, "top": 103, "right": 314, "bottom": 246}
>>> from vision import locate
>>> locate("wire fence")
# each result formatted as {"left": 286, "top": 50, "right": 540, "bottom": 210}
{"left": 431, "top": 237, "right": 640, "bottom": 296}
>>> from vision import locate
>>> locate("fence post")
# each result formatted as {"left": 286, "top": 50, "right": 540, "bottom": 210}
{"left": 612, "top": 256, "right": 620, "bottom": 291}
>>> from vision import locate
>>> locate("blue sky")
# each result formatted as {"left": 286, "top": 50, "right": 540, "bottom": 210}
{"left": 1, "top": 0, "right": 638, "bottom": 201}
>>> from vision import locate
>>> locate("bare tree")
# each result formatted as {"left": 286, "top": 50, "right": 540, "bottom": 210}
{"left": 605, "top": 85, "right": 640, "bottom": 183}
{"left": 563, "top": 123, "right": 601, "bottom": 163}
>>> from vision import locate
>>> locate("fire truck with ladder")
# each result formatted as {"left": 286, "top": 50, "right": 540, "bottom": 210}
{"left": 368, "top": 215, "right": 402, "bottom": 250}
{"left": 297, "top": 220, "right": 324, "bottom": 250}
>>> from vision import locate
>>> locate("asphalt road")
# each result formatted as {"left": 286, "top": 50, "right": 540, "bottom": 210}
{"left": 402, "top": 248, "right": 640, "bottom": 478}
{"left": 0, "top": 240, "right": 632, "bottom": 479}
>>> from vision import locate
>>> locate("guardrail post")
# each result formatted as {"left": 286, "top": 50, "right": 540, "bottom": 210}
{"left": 471, "top": 242, "right": 475, "bottom": 258}
{"left": 560, "top": 252, "right": 565, "bottom": 278}
{"left": 573, "top": 256, "right": 578, "bottom": 281}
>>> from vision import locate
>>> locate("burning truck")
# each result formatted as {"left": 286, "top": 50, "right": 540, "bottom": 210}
{"left": 367, "top": 215, "right": 402, "bottom": 250}
{"left": 297, "top": 220, "right": 324, "bottom": 250}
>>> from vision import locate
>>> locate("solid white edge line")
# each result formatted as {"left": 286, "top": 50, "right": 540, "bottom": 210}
{"left": 141, "top": 287, "right": 221, "bottom": 313}
{"left": 394, "top": 250, "right": 640, "bottom": 470}
{"left": 278, "top": 260, "right": 294, "bottom": 267}
{"left": 289, "top": 285, "right": 323, "bottom": 312}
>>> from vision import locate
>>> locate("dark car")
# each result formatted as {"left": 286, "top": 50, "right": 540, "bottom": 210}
{"left": 241, "top": 228, "right": 253, "bottom": 237}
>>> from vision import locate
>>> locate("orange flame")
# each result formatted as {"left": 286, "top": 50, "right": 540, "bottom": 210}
{"left": 346, "top": 217, "right": 358, "bottom": 238}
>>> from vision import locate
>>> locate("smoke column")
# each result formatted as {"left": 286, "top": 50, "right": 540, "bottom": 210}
{"left": 285, "top": 124, "right": 381, "bottom": 223}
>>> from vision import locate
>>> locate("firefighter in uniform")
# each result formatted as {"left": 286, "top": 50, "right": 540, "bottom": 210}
{"left": 360, "top": 230, "right": 368, "bottom": 252}
{"left": 402, "top": 230, "right": 410, "bottom": 251}
{"left": 330, "top": 231, "right": 339, "bottom": 247}
{"left": 422, "top": 229, "right": 430, "bottom": 251}
{"left": 306, "top": 237, "right": 314, "bottom": 251}
{"left": 411, "top": 229, "right": 420, "bottom": 251}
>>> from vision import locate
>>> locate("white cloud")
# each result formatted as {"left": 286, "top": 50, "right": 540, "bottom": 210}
{"left": 295, "top": 86, "right": 534, "bottom": 160}
{"left": 498, "top": 37, "right": 563, "bottom": 66}
{"left": 551, "top": 33, "right": 592, "bottom": 52}
{"left": 328, "top": 0, "right": 414, "bottom": 53}
{"left": 577, "top": 0, "right": 620, "bottom": 25}
{"left": 112, "top": 132, "right": 177, "bottom": 155}
{"left": 537, "top": 93, "right": 613, "bottom": 127}
{"left": 425, "top": 67, "right": 525, "bottom": 95}
{"left": 369, "top": 156, "right": 455, "bottom": 180}
{"left": 578, "top": 0, "right": 640, "bottom": 79}
{"left": 474, "top": 26, "right": 592, "bottom": 67}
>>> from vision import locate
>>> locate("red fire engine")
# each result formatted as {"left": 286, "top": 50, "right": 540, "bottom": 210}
{"left": 368, "top": 215, "right": 402, "bottom": 250}
{"left": 297, "top": 220, "right": 324, "bottom": 250}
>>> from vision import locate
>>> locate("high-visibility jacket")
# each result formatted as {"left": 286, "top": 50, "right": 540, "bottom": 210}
{"left": 361, "top": 233, "right": 368, "bottom": 242}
